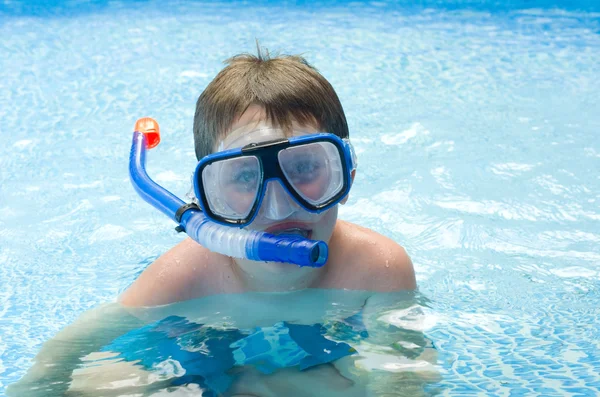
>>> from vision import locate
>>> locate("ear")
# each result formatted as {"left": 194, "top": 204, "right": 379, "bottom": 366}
{"left": 340, "top": 170, "right": 356, "bottom": 205}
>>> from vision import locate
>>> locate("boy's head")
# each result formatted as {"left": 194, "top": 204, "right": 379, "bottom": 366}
{"left": 192, "top": 50, "right": 354, "bottom": 275}
{"left": 193, "top": 51, "right": 349, "bottom": 160}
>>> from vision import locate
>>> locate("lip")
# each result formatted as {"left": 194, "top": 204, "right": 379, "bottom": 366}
{"left": 264, "top": 221, "right": 313, "bottom": 239}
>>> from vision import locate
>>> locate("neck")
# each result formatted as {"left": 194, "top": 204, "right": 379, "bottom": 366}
{"left": 231, "top": 257, "right": 327, "bottom": 292}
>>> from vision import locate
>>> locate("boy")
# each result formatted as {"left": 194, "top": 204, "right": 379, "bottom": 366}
{"left": 119, "top": 51, "right": 416, "bottom": 307}
{"left": 9, "top": 50, "right": 424, "bottom": 397}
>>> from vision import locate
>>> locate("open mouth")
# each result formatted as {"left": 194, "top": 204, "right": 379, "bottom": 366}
{"left": 265, "top": 224, "right": 312, "bottom": 239}
{"left": 274, "top": 228, "right": 311, "bottom": 239}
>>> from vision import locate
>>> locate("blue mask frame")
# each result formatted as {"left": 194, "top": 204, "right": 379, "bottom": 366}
{"left": 194, "top": 133, "right": 356, "bottom": 227}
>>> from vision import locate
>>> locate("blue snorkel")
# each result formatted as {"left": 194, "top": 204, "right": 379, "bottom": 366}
{"left": 129, "top": 118, "right": 328, "bottom": 268}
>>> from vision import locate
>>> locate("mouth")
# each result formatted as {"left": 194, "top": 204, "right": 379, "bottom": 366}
{"left": 264, "top": 222, "right": 313, "bottom": 239}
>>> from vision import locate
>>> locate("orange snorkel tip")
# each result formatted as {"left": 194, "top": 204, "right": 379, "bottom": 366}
{"left": 134, "top": 117, "right": 161, "bottom": 149}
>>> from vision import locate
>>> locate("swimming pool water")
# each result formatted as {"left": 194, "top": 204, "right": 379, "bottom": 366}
{"left": 1, "top": 0, "right": 599, "bottom": 395}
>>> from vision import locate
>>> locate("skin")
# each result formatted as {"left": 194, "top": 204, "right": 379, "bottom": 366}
{"left": 119, "top": 105, "right": 416, "bottom": 307}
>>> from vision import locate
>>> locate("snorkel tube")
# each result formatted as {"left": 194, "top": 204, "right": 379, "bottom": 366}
{"left": 129, "top": 118, "right": 328, "bottom": 268}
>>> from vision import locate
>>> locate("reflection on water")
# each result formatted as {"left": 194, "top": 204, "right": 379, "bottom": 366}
{"left": 8, "top": 290, "right": 440, "bottom": 396}
{"left": 2, "top": 0, "right": 599, "bottom": 395}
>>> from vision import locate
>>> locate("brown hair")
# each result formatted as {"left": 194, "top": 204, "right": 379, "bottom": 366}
{"left": 193, "top": 49, "right": 349, "bottom": 160}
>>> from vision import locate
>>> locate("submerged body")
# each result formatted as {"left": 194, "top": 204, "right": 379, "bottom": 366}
{"left": 9, "top": 290, "right": 436, "bottom": 396}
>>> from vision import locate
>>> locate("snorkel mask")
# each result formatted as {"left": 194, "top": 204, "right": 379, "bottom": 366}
{"left": 129, "top": 118, "right": 356, "bottom": 268}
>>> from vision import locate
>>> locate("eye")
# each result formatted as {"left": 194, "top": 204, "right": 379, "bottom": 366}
{"left": 296, "top": 160, "right": 318, "bottom": 174}
{"left": 288, "top": 158, "right": 324, "bottom": 183}
{"left": 231, "top": 168, "right": 257, "bottom": 186}
{"left": 220, "top": 157, "right": 260, "bottom": 193}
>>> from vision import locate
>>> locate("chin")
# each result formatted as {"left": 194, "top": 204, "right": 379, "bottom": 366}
{"left": 260, "top": 260, "right": 307, "bottom": 273}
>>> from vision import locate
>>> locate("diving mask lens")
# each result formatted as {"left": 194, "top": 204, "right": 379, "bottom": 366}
{"left": 196, "top": 133, "right": 353, "bottom": 226}
{"left": 201, "top": 156, "right": 261, "bottom": 220}
{"left": 278, "top": 141, "right": 343, "bottom": 206}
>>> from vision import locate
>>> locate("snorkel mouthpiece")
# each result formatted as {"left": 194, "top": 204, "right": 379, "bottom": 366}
{"left": 129, "top": 118, "right": 328, "bottom": 268}
{"left": 250, "top": 234, "right": 328, "bottom": 268}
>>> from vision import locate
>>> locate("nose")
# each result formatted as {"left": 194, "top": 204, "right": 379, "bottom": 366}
{"left": 259, "top": 180, "right": 298, "bottom": 221}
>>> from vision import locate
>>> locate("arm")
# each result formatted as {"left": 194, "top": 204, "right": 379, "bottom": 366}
{"left": 6, "top": 303, "right": 146, "bottom": 397}
{"left": 8, "top": 237, "right": 216, "bottom": 395}
{"left": 329, "top": 228, "right": 434, "bottom": 395}
{"left": 327, "top": 293, "right": 438, "bottom": 397}
{"left": 357, "top": 291, "right": 440, "bottom": 396}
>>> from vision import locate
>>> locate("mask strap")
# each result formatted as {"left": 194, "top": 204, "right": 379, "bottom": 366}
{"left": 343, "top": 138, "right": 358, "bottom": 172}
{"left": 186, "top": 172, "right": 200, "bottom": 206}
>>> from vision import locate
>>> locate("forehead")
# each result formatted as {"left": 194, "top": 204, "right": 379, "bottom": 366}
{"left": 217, "top": 105, "right": 320, "bottom": 151}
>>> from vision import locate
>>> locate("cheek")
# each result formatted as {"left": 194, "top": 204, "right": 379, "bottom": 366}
{"left": 312, "top": 206, "right": 338, "bottom": 241}
{"left": 297, "top": 170, "right": 331, "bottom": 201}
{"left": 222, "top": 186, "right": 256, "bottom": 214}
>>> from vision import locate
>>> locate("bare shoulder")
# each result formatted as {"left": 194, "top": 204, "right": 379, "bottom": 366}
{"left": 119, "top": 238, "right": 239, "bottom": 307}
{"left": 324, "top": 220, "right": 417, "bottom": 291}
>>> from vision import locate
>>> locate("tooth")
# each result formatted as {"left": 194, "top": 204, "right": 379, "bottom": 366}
{"left": 275, "top": 228, "right": 308, "bottom": 238}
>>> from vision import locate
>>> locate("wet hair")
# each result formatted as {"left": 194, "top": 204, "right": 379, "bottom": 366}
{"left": 193, "top": 47, "right": 349, "bottom": 160}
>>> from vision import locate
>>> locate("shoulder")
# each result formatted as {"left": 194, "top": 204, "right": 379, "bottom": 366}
{"left": 325, "top": 220, "right": 417, "bottom": 291}
{"left": 119, "top": 238, "right": 239, "bottom": 307}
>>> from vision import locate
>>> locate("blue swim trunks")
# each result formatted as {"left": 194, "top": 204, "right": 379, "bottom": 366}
{"left": 101, "top": 314, "right": 367, "bottom": 395}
